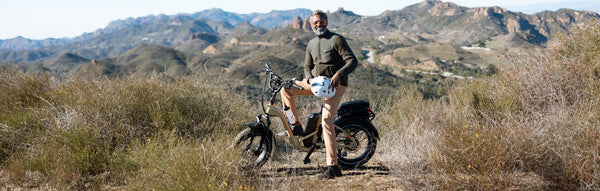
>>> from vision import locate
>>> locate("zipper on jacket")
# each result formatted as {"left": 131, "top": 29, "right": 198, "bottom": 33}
{"left": 317, "top": 37, "right": 321, "bottom": 63}
{"left": 317, "top": 37, "right": 321, "bottom": 74}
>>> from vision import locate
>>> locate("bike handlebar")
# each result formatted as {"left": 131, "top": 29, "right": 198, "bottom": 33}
{"left": 262, "top": 63, "right": 304, "bottom": 108}
{"left": 264, "top": 63, "right": 303, "bottom": 93}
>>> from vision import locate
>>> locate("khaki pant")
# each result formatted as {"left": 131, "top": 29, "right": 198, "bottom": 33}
{"left": 281, "top": 80, "right": 346, "bottom": 166}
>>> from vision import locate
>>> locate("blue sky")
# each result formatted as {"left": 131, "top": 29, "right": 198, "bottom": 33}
{"left": 1, "top": 0, "right": 599, "bottom": 40}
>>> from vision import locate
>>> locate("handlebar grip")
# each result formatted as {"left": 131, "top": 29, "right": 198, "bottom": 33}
{"left": 288, "top": 78, "right": 304, "bottom": 90}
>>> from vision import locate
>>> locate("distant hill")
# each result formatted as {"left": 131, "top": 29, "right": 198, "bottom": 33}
{"left": 41, "top": 52, "right": 90, "bottom": 75}
{"left": 228, "top": 21, "right": 268, "bottom": 37}
{"left": 76, "top": 44, "right": 190, "bottom": 78}
{"left": 0, "top": 36, "right": 70, "bottom": 50}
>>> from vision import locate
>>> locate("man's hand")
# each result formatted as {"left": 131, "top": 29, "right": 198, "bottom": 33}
{"left": 304, "top": 77, "right": 313, "bottom": 84}
{"left": 330, "top": 72, "right": 342, "bottom": 90}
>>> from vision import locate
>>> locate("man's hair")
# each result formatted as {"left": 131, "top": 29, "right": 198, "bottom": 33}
{"left": 309, "top": 10, "right": 328, "bottom": 23}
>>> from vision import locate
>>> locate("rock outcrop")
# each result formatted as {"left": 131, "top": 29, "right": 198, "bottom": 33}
{"left": 291, "top": 16, "right": 303, "bottom": 29}
{"left": 428, "top": 2, "right": 463, "bottom": 16}
{"left": 202, "top": 45, "right": 218, "bottom": 54}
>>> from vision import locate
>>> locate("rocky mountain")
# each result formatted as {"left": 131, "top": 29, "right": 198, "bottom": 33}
{"left": 336, "top": 0, "right": 599, "bottom": 45}
{"left": 327, "top": 8, "right": 364, "bottom": 30}
{"left": 0, "top": 8, "right": 311, "bottom": 52}
{"left": 0, "top": 16, "right": 230, "bottom": 63}
{"left": 189, "top": 8, "right": 311, "bottom": 29}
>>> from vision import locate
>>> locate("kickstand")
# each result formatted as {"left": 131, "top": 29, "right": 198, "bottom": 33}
{"left": 303, "top": 145, "right": 317, "bottom": 164}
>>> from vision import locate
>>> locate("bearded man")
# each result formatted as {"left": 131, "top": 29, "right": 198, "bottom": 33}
{"left": 281, "top": 9, "right": 358, "bottom": 179}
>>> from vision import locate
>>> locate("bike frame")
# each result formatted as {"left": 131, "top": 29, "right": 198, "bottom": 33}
{"left": 265, "top": 101, "right": 316, "bottom": 152}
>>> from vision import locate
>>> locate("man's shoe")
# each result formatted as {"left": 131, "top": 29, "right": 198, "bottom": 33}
{"left": 318, "top": 165, "right": 342, "bottom": 179}
{"left": 292, "top": 124, "right": 304, "bottom": 136}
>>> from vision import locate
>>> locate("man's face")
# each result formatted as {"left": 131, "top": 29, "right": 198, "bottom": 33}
{"left": 311, "top": 15, "right": 327, "bottom": 35}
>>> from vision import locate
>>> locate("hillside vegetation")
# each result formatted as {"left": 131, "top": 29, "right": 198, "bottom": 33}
{"left": 0, "top": 71, "right": 260, "bottom": 189}
{"left": 376, "top": 22, "right": 600, "bottom": 189}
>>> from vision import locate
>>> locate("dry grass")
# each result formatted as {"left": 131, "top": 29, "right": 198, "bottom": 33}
{"left": 0, "top": 71, "right": 256, "bottom": 190}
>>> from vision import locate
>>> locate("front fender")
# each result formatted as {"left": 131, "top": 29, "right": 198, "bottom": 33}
{"left": 246, "top": 121, "right": 265, "bottom": 134}
{"left": 245, "top": 121, "right": 276, "bottom": 145}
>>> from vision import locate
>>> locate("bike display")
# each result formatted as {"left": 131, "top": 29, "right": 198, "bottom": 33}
{"left": 234, "top": 64, "right": 379, "bottom": 170}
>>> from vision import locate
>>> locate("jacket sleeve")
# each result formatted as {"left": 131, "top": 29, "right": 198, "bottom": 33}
{"left": 334, "top": 36, "right": 358, "bottom": 76}
{"left": 304, "top": 45, "right": 314, "bottom": 80}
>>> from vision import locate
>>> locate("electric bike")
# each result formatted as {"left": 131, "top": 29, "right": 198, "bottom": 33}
{"left": 234, "top": 64, "right": 379, "bottom": 170}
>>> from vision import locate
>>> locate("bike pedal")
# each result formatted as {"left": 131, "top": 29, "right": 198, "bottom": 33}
{"left": 303, "top": 145, "right": 317, "bottom": 164}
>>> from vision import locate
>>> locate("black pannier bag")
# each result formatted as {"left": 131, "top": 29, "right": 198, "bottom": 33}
{"left": 337, "top": 100, "right": 375, "bottom": 120}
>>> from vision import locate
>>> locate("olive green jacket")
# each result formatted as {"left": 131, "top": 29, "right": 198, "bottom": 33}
{"left": 304, "top": 30, "right": 358, "bottom": 86}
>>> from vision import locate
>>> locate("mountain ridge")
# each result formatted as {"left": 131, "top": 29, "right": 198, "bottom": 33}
{"left": 0, "top": 8, "right": 312, "bottom": 51}
{"left": 338, "top": 0, "right": 599, "bottom": 44}
{"left": 1, "top": 0, "right": 599, "bottom": 65}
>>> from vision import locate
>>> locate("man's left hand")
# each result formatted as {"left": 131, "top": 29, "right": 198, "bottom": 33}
{"left": 330, "top": 72, "right": 342, "bottom": 90}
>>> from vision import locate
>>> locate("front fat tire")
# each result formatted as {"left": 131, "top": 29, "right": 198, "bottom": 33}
{"left": 336, "top": 122, "right": 377, "bottom": 169}
{"left": 233, "top": 128, "right": 273, "bottom": 170}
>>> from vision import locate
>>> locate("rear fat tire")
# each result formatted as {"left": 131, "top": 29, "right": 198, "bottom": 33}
{"left": 336, "top": 121, "right": 377, "bottom": 169}
{"left": 234, "top": 128, "right": 273, "bottom": 170}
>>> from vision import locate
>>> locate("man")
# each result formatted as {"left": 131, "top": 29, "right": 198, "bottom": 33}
{"left": 281, "top": 10, "right": 358, "bottom": 179}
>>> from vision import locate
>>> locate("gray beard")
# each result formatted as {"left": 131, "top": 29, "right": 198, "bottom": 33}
{"left": 312, "top": 26, "right": 328, "bottom": 36}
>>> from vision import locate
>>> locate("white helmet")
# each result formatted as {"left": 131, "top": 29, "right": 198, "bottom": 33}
{"left": 310, "top": 76, "right": 336, "bottom": 98}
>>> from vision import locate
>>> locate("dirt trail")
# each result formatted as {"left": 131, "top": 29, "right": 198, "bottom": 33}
{"left": 256, "top": 162, "right": 404, "bottom": 190}
{"left": 253, "top": 138, "right": 406, "bottom": 190}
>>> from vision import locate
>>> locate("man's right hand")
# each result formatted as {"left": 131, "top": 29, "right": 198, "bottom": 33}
{"left": 304, "top": 77, "right": 313, "bottom": 84}
{"left": 330, "top": 72, "right": 342, "bottom": 90}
